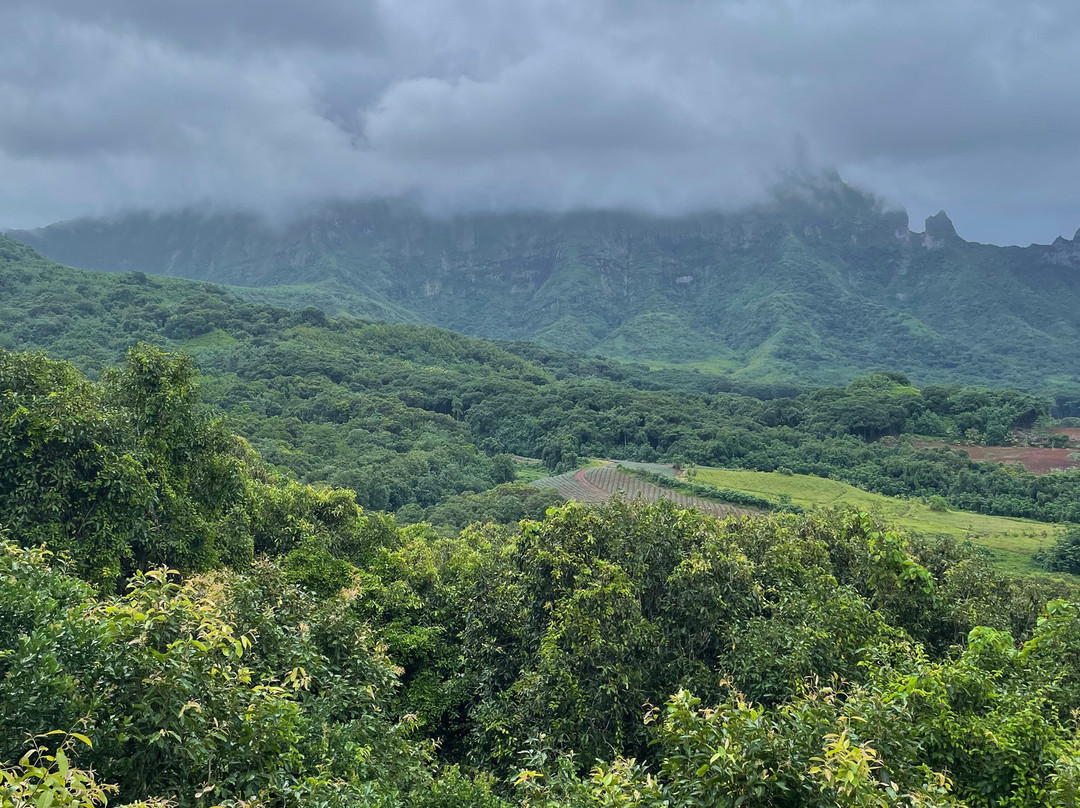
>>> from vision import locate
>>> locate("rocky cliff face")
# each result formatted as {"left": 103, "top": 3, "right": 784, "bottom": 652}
{"left": 9, "top": 177, "right": 1080, "bottom": 390}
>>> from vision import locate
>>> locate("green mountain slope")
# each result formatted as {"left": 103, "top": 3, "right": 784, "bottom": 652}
{"left": 9, "top": 230, "right": 1080, "bottom": 543}
{"left": 10, "top": 175, "right": 1080, "bottom": 392}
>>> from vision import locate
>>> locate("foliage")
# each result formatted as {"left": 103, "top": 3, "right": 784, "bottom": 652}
{"left": 1035, "top": 525, "right": 1080, "bottom": 575}
{"left": 0, "top": 345, "right": 389, "bottom": 588}
{"left": 353, "top": 501, "right": 1078, "bottom": 775}
{"left": 397, "top": 484, "right": 565, "bottom": 536}
{"left": 13, "top": 180, "right": 1080, "bottom": 396}
{"left": 0, "top": 544, "right": 427, "bottom": 807}
{"left": 1, "top": 243, "right": 1078, "bottom": 529}
{"left": 4, "top": 492, "right": 1080, "bottom": 806}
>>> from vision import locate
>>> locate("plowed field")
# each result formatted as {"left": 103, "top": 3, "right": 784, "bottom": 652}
{"left": 961, "top": 445, "right": 1080, "bottom": 473}
{"left": 913, "top": 442, "right": 1080, "bottom": 474}
{"left": 531, "top": 466, "right": 757, "bottom": 517}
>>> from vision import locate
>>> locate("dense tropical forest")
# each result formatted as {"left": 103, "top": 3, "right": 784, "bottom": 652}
{"left": 6, "top": 230, "right": 1080, "bottom": 806}
{"left": 4, "top": 344, "right": 1080, "bottom": 807}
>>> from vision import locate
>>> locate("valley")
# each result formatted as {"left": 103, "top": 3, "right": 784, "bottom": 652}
{"left": 6, "top": 3, "right": 1080, "bottom": 803}
{"left": 5, "top": 224, "right": 1080, "bottom": 807}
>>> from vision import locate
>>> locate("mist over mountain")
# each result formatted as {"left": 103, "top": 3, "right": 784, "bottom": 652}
{"left": 5, "top": 1, "right": 1080, "bottom": 244}
{"left": 12, "top": 175, "right": 1080, "bottom": 392}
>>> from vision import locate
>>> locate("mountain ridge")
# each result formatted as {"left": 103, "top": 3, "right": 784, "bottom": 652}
{"left": 9, "top": 176, "right": 1080, "bottom": 392}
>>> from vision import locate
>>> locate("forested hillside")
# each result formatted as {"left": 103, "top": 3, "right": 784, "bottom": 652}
{"left": 12, "top": 175, "right": 1080, "bottom": 393}
{"left": 4, "top": 232, "right": 1080, "bottom": 537}
{"left": 7, "top": 0, "right": 1080, "bottom": 804}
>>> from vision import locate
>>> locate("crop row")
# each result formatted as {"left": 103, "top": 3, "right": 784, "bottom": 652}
{"left": 532, "top": 466, "right": 756, "bottom": 517}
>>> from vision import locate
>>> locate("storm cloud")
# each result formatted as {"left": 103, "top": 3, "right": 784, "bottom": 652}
{"left": 2, "top": 0, "right": 1079, "bottom": 244}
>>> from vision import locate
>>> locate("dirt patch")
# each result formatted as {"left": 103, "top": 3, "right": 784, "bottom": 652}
{"left": 913, "top": 441, "right": 1080, "bottom": 474}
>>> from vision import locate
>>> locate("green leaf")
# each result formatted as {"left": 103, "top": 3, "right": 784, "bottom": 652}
{"left": 68, "top": 733, "right": 92, "bottom": 749}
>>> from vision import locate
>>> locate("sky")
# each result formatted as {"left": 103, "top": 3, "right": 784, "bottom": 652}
{"left": 2, "top": 0, "right": 1079, "bottom": 245}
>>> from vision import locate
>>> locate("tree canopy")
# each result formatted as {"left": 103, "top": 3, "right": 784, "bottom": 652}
{"left": 2, "top": 344, "right": 1080, "bottom": 806}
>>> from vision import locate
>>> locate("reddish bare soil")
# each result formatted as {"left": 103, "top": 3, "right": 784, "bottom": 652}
{"left": 1050, "top": 427, "right": 1080, "bottom": 440}
{"left": 913, "top": 441, "right": 1080, "bottom": 474}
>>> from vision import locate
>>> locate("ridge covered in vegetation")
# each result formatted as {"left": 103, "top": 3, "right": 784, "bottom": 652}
{"left": 12, "top": 176, "right": 1080, "bottom": 395}
{"left": 6, "top": 221, "right": 1080, "bottom": 804}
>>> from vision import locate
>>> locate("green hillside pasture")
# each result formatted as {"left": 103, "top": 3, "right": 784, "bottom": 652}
{"left": 695, "top": 467, "right": 1066, "bottom": 571}
{"left": 531, "top": 466, "right": 758, "bottom": 518}
{"left": 511, "top": 456, "right": 554, "bottom": 484}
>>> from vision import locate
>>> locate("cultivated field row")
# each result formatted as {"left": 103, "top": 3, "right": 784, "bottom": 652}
{"left": 531, "top": 465, "right": 757, "bottom": 517}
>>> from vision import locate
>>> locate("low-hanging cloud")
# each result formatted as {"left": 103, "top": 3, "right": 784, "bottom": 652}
{"left": 1, "top": 0, "right": 1079, "bottom": 244}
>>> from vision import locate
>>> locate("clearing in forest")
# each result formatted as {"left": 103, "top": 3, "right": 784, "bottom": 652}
{"left": 693, "top": 467, "right": 1066, "bottom": 572}
{"left": 912, "top": 441, "right": 1080, "bottom": 474}
{"left": 959, "top": 445, "right": 1080, "bottom": 474}
{"left": 530, "top": 465, "right": 758, "bottom": 518}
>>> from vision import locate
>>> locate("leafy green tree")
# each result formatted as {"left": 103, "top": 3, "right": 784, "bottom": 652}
{"left": 1036, "top": 527, "right": 1080, "bottom": 575}
{"left": 0, "top": 543, "right": 427, "bottom": 807}
{"left": 0, "top": 349, "right": 152, "bottom": 587}
{"left": 491, "top": 454, "right": 517, "bottom": 484}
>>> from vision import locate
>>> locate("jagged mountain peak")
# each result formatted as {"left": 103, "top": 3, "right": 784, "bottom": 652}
{"left": 7, "top": 194, "right": 1080, "bottom": 392}
{"left": 924, "top": 210, "right": 958, "bottom": 239}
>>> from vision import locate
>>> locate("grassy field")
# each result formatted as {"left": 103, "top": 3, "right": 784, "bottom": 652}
{"left": 694, "top": 467, "right": 1066, "bottom": 572}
